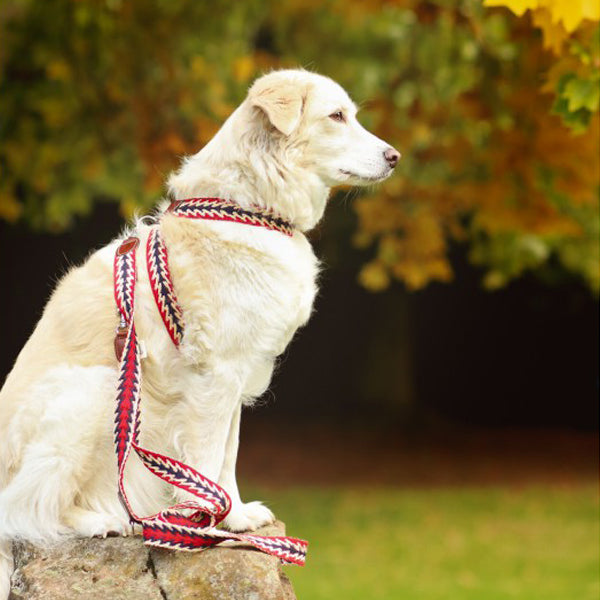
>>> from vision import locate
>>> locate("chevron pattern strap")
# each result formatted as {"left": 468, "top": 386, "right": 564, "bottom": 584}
{"left": 146, "top": 227, "right": 185, "bottom": 347}
{"left": 112, "top": 236, "right": 307, "bottom": 566}
{"left": 114, "top": 237, "right": 138, "bottom": 324}
{"left": 167, "top": 197, "right": 294, "bottom": 237}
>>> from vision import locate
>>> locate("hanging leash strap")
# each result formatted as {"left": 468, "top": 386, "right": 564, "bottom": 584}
{"left": 112, "top": 200, "right": 307, "bottom": 565}
{"left": 146, "top": 226, "right": 185, "bottom": 347}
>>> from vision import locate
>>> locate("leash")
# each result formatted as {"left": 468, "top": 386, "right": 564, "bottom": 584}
{"left": 112, "top": 198, "right": 307, "bottom": 565}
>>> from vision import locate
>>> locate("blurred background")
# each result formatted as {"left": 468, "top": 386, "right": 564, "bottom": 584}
{"left": 1, "top": 0, "right": 598, "bottom": 598}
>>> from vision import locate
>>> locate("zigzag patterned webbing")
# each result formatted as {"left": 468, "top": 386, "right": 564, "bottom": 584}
{"left": 113, "top": 235, "right": 307, "bottom": 566}
{"left": 168, "top": 197, "right": 294, "bottom": 237}
{"left": 146, "top": 227, "right": 185, "bottom": 347}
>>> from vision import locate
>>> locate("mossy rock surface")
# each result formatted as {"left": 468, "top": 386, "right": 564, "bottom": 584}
{"left": 10, "top": 521, "right": 296, "bottom": 600}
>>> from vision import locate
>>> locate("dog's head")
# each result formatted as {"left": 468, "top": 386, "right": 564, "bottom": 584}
{"left": 169, "top": 69, "right": 400, "bottom": 231}
{"left": 247, "top": 70, "right": 400, "bottom": 187}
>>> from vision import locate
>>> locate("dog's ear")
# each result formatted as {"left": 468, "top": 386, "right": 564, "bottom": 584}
{"left": 249, "top": 80, "right": 304, "bottom": 136}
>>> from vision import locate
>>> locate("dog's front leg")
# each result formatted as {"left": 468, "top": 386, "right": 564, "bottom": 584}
{"left": 167, "top": 374, "right": 239, "bottom": 504}
{"left": 169, "top": 370, "right": 273, "bottom": 531}
{"left": 219, "top": 403, "right": 274, "bottom": 532}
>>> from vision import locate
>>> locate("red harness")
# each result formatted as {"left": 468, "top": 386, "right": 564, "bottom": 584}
{"left": 112, "top": 197, "right": 307, "bottom": 565}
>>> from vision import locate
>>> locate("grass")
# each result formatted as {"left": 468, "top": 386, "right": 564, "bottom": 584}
{"left": 244, "top": 483, "right": 599, "bottom": 600}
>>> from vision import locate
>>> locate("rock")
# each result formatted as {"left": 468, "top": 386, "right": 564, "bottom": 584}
{"left": 10, "top": 521, "right": 297, "bottom": 600}
{"left": 9, "top": 536, "right": 161, "bottom": 600}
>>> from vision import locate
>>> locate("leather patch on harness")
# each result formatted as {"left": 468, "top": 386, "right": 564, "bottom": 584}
{"left": 117, "top": 236, "right": 140, "bottom": 256}
{"left": 114, "top": 325, "right": 128, "bottom": 362}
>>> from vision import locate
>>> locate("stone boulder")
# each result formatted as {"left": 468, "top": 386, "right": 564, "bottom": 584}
{"left": 9, "top": 521, "right": 297, "bottom": 600}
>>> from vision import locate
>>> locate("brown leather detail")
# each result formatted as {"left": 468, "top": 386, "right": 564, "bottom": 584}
{"left": 116, "top": 236, "right": 140, "bottom": 256}
{"left": 114, "top": 326, "right": 128, "bottom": 361}
{"left": 166, "top": 200, "right": 182, "bottom": 213}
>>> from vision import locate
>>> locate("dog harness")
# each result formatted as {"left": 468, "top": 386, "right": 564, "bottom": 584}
{"left": 112, "top": 197, "right": 307, "bottom": 565}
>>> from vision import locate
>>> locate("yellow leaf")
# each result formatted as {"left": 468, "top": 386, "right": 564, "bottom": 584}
{"left": 233, "top": 55, "right": 255, "bottom": 83}
{"left": 551, "top": 0, "right": 600, "bottom": 31}
{"left": 532, "top": 8, "right": 569, "bottom": 54}
{"left": 120, "top": 196, "right": 139, "bottom": 219}
{"left": 486, "top": 0, "right": 600, "bottom": 32}
{"left": 358, "top": 261, "right": 390, "bottom": 292}
{"left": 46, "top": 59, "right": 71, "bottom": 82}
{"left": 394, "top": 261, "right": 430, "bottom": 290}
{"left": 0, "top": 189, "right": 22, "bottom": 222}
{"left": 483, "top": 0, "right": 537, "bottom": 17}
{"left": 483, "top": 270, "right": 508, "bottom": 289}
{"left": 191, "top": 55, "right": 206, "bottom": 78}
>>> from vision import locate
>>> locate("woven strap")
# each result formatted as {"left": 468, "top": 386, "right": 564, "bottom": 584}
{"left": 167, "top": 197, "right": 294, "bottom": 237}
{"left": 146, "top": 227, "right": 185, "bottom": 347}
{"left": 113, "top": 236, "right": 307, "bottom": 565}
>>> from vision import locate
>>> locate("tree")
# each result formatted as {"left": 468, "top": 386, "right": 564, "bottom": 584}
{"left": 485, "top": 0, "right": 600, "bottom": 131}
{"left": 1, "top": 0, "right": 598, "bottom": 291}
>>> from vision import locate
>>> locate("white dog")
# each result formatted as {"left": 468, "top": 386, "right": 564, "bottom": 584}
{"left": 0, "top": 69, "right": 399, "bottom": 595}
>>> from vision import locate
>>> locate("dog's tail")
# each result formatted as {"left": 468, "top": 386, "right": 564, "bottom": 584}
{"left": 0, "top": 539, "right": 12, "bottom": 600}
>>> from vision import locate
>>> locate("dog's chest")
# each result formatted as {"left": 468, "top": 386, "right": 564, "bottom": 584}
{"left": 215, "top": 232, "right": 318, "bottom": 356}
{"left": 165, "top": 224, "right": 319, "bottom": 368}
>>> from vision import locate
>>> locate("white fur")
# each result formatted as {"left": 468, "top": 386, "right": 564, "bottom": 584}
{"left": 0, "top": 69, "right": 398, "bottom": 597}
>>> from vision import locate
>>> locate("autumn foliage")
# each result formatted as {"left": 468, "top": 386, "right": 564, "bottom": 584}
{"left": 1, "top": 0, "right": 598, "bottom": 292}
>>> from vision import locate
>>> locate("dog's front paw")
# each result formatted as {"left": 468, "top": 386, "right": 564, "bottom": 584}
{"left": 65, "top": 507, "right": 132, "bottom": 539}
{"left": 222, "top": 501, "right": 275, "bottom": 533}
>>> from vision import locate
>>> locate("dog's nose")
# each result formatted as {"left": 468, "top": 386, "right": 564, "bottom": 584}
{"left": 384, "top": 147, "right": 401, "bottom": 168}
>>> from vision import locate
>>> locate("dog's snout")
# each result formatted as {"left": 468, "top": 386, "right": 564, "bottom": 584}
{"left": 384, "top": 147, "right": 400, "bottom": 168}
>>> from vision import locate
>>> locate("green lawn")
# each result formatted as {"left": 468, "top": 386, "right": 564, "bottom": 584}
{"left": 245, "top": 484, "right": 599, "bottom": 600}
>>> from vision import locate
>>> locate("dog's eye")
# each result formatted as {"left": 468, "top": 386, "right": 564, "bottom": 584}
{"left": 329, "top": 111, "right": 345, "bottom": 123}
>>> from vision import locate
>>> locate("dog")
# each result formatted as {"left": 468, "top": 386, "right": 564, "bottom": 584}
{"left": 0, "top": 68, "right": 399, "bottom": 595}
